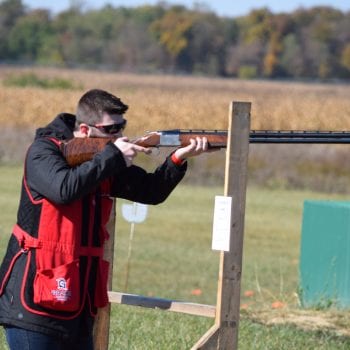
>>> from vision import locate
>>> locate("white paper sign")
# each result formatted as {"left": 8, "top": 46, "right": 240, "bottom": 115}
{"left": 212, "top": 196, "right": 232, "bottom": 251}
{"left": 122, "top": 202, "right": 148, "bottom": 223}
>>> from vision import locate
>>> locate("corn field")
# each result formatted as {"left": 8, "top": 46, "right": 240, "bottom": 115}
{"left": 1, "top": 66, "right": 349, "bottom": 133}
{"left": 1, "top": 66, "right": 350, "bottom": 193}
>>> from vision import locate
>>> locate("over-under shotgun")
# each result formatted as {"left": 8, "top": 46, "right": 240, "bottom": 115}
{"left": 60, "top": 129, "right": 350, "bottom": 167}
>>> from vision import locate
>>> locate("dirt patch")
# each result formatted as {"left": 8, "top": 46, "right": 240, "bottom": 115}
{"left": 248, "top": 309, "right": 350, "bottom": 337}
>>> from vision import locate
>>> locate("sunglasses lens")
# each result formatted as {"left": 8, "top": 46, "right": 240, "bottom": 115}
{"left": 110, "top": 121, "right": 126, "bottom": 133}
{"left": 98, "top": 120, "right": 127, "bottom": 134}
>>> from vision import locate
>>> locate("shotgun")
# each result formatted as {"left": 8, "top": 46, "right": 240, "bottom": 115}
{"left": 60, "top": 129, "right": 350, "bottom": 166}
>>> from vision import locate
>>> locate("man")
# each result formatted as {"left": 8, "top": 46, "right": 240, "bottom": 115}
{"left": 0, "top": 89, "right": 210, "bottom": 349}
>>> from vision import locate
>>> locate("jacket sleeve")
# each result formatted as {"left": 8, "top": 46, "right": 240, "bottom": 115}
{"left": 110, "top": 156, "right": 187, "bottom": 205}
{"left": 25, "top": 138, "right": 128, "bottom": 204}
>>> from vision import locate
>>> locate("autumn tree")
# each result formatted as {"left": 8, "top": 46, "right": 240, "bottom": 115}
{"left": 0, "top": 0, "right": 25, "bottom": 59}
{"left": 0, "top": 2, "right": 349, "bottom": 80}
{"left": 150, "top": 5, "right": 195, "bottom": 71}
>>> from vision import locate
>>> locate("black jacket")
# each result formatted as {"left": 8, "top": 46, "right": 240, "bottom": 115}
{"left": 0, "top": 113, "right": 186, "bottom": 341}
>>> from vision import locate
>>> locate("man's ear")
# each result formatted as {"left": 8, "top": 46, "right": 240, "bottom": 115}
{"left": 79, "top": 123, "right": 89, "bottom": 136}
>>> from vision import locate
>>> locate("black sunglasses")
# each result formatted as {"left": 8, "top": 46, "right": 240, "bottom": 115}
{"left": 91, "top": 119, "right": 127, "bottom": 134}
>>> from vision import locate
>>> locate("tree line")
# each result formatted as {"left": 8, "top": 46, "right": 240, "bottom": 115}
{"left": 1, "top": 0, "right": 350, "bottom": 80}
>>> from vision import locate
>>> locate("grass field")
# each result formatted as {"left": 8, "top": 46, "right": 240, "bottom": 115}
{"left": 1, "top": 164, "right": 350, "bottom": 349}
{"left": 1, "top": 67, "right": 350, "bottom": 348}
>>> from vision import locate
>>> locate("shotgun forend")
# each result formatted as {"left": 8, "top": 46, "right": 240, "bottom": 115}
{"left": 134, "top": 129, "right": 350, "bottom": 147}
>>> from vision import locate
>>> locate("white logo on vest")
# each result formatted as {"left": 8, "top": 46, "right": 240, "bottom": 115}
{"left": 51, "top": 277, "right": 72, "bottom": 301}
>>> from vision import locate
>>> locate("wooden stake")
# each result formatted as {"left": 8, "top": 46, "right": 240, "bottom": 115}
{"left": 93, "top": 199, "right": 116, "bottom": 350}
{"left": 191, "top": 101, "right": 251, "bottom": 349}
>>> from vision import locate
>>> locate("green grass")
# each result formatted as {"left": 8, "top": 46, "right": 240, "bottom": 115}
{"left": 1, "top": 165, "right": 350, "bottom": 349}
{"left": 3, "top": 73, "right": 81, "bottom": 90}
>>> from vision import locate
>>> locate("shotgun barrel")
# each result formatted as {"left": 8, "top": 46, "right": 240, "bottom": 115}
{"left": 250, "top": 130, "right": 350, "bottom": 144}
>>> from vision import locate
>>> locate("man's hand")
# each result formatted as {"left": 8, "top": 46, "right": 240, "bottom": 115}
{"left": 114, "top": 137, "right": 151, "bottom": 167}
{"left": 174, "top": 137, "right": 211, "bottom": 161}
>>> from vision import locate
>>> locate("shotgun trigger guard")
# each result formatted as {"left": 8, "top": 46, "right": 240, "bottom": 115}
{"left": 151, "top": 147, "right": 160, "bottom": 156}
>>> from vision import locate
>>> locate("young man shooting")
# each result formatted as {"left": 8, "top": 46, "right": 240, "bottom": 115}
{"left": 0, "top": 89, "right": 210, "bottom": 350}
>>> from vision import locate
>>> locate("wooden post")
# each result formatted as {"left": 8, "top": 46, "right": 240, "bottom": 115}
{"left": 93, "top": 199, "right": 116, "bottom": 350}
{"left": 192, "top": 101, "right": 251, "bottom": 349}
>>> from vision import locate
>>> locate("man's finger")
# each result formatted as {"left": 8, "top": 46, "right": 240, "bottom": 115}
{"left": 194, "top": 137, "right": 201, "bottom": 151}
{"left": 202, "top": 137, "right": 208, "bottom": 151}
{"left": 134, "top": 144, "right": 152, "bottom": 154}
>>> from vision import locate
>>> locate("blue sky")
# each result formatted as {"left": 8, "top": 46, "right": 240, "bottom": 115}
{"left": 23, "top": 0, "right": 350, "bottom": 17}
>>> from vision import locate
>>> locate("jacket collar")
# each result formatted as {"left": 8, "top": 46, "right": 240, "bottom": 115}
{"left": 35, "top": 113, "right": 76, "bottom": 141}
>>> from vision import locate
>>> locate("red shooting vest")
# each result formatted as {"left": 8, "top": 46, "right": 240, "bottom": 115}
{"left": 6, "top": 139, "right": 113, "bottom": 319}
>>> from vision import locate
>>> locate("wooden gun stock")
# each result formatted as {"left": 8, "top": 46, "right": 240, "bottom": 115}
{"left": 60, "top": 137, "right": 115, "bottom": 167}
{"left": 60, "top": 129, "right": 350, "bottom": 166}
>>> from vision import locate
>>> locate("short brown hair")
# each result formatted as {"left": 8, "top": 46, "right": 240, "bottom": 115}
{"left": 76, "top": 89, "right": 128, "bottom": 125}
